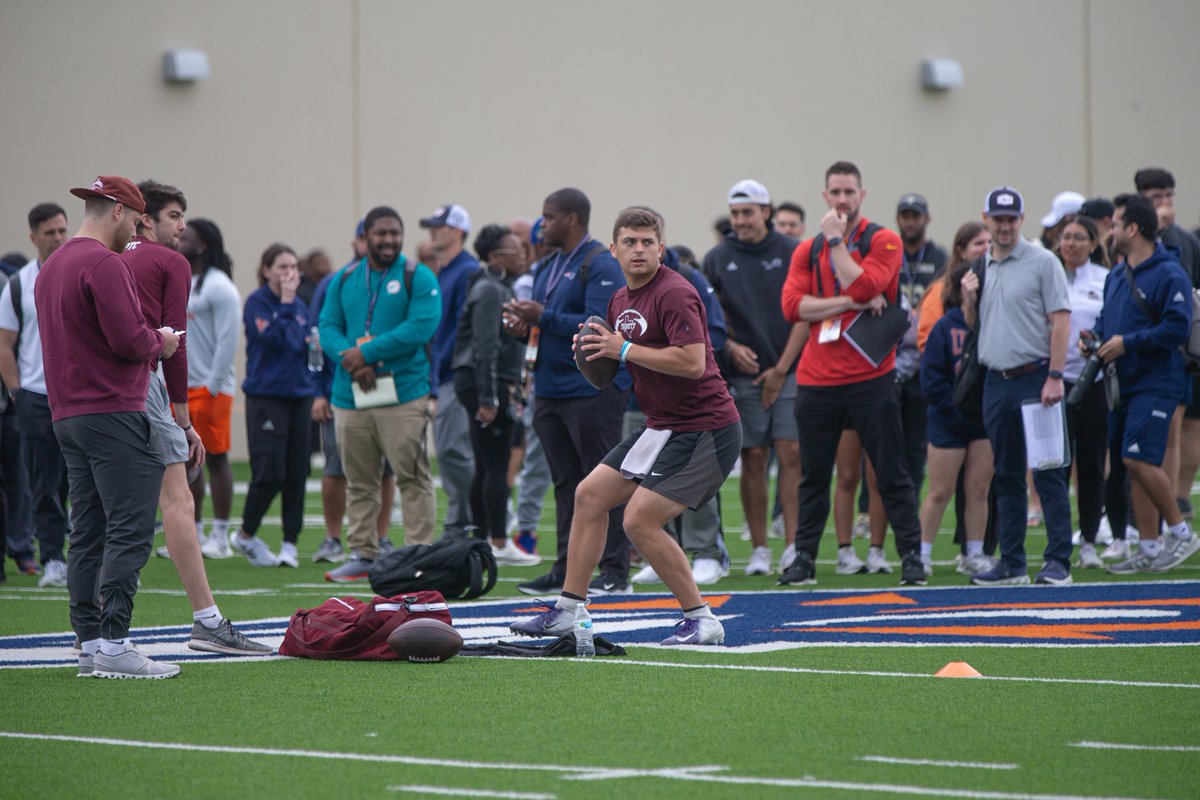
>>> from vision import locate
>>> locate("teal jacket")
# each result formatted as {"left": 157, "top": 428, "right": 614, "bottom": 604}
{"left": 319, "top": 255, "right": 442, "bottom": 409}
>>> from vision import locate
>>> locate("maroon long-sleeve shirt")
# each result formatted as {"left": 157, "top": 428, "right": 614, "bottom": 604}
{"left": 124, "top": 236, "right": 190, "bottom": 403}
{"left": 34, "top": 237, "right": 165, "bottom": 421}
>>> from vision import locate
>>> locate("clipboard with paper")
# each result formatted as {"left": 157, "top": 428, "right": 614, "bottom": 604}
{"left": 1021, "top": 399, "right": 1071, "bottom": 471}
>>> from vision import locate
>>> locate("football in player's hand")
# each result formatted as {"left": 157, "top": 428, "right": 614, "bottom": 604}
{"left": 574, "top": 315, "right": 619, "bottom": 390}
{"left": 386, "top": 618, "right": 463, "bottom": 663}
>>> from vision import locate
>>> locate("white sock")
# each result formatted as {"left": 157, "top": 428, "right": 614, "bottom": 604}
{"left": 869, "top": 545, "right": 883, "bottom": 556}
{"left": 194, "top": 605, "right": 222, "bottom": 629}
{"left": 684, "top": 604, "right": 714, "bottom": 619}
{"left": 212, "top": 519, "right": 229, "bottom": 537}
{"left": 920, "top": 541, "right": 933, "bottom": 559}
{"left": 966, "top": 540, "right": 984, "bottom": 557}
{"left": 99, "top": 638, "right": 131, "bottom": 656}
{"left": 1169, "top": 521, "right": 1192, "bottom": 539}
{"left": 81, "top": 638, "right": 101, "bottom": 655}
{"left": 555, "top": 595, "right": 582, "bottom": 613}
{"left": 1141, "top": 539, "right": 1163, "bottom": 557}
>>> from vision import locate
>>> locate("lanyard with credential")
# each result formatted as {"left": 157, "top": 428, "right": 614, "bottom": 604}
{"left": 901, "top": 244, "right": 925, "bottom": 307}
{"left": 364, "top": 257, "right": 396, "bottom": 333}
{"left": 815, "top": 223, "right": 866, "bottom": 297}
{"left": 538, "top": 236, "right": 592, "bottom": 303}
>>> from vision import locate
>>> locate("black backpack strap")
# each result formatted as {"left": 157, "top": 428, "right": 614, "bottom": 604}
{"left": 576, "top": 241, "right": 606, "bottom": 288}
{"left": 1123, "top": 263, "right": 1159, "bottom": 322}
{"left": 9, "top": 273, "right": 22, "bottom": 334}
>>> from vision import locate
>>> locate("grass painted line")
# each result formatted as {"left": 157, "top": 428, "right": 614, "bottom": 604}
{"left": 1069, "top": 741, "right": 1200, "bottom": 753}
{"left": 552, "top": 656, "right": 1200, "bottom": 690}
{"left": 388, "top": 786, "right": 554, "bottom": 800}
{"left": 858, "top": 755, "right": 1019, "bottom": 770}
{"left": 0, "top": 732, "right": 1163, "bottom": 800}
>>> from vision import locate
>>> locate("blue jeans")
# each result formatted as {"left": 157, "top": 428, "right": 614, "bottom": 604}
{"left": 982, "top": 368, "right": 1073, "bottom": 572}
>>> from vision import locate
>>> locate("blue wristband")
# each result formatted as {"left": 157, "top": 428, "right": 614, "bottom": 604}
{"left": 620, "top": 340, "right": 632, "bottom": 363}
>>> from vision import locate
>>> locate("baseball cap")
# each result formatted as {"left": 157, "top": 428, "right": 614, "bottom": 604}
{"left": 896, "top": 193, "right": 930, "bottom": 215}
{"left": 1079, "top": 197, "right": 1115, "bottom": 221}
{"left": 984, "top": 186, "right": 1024, "bottom": 218}
{"left": 727, "top": 179, "right": 770, "bottom": 207}
{"left": 354, "top": 219, "right": 365, "bottom": 238}
{"left": 530, "top": 216, "right": 545, "bottom": 245}
{"left": 419, "top": 204, "right": 472, "bottom": 235}
{"left": 1039, "top": 191, "right": 1085, "bottom": 228}
{"left": 69, "top": 175, "right": 145, "bottom": 214}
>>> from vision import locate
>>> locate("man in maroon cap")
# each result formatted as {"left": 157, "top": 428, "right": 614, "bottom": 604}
{"left": 34, "top": 175, "right": 182, "bottom": 679}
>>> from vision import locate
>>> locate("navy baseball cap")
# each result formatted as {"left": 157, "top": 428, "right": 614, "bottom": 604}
{"left": 1080, "top": 197, "right": 1115, "bottom": 220}
{"left": 984, "top": 186, "right": 1024, "bottom": 218}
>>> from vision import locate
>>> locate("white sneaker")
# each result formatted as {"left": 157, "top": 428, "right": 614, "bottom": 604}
{"left": 1107, "top": 547, "right": 1157, "bottom": 574}
{"left": 1075, "top": 543, "right": 1104, "bottom": 569}
{"left": 1100, "top": 539, "right": 1129, "bottom": 561}
{"left": 957, "top": 553, "right": 997, "bottom": 576}
{"left": 228, "top": 530, "right": 278, "bottom": 567}
{"left": 37, "top": 559, "right": 67, "bottom": 588}
{"left": 1071, "top": 529, "right": 1082, "bottom": 546}
{"left": 1150, "top": 531, "right": 1200, "bottom": 573}
{"left": 277, "top": 542, "right": 299, "bottom": 568}
{"left": 691, "top": 557, "right": 727, "bottom": 585}
{"left": 836, "top": 547, "right": 867, "bottom": 575}
{"left": 1096, "top": 516, "right": 1114, "bottom": 546}
{"left": 866, "top": 547, "right": 893, "bottom": 574}
{"left": 154, "top": 545, "right": 173, "bottom": 559}
{"left": 777, "top": 543, "right": 796, "bottom": 574}
{"left": 492, "top": 539, "right": 541, "bottom": 567}
{"left": 660, "top": 615, "right": 724, "bottom": 645}
{"left": 920, "top": 555, "right": 933, "bottom": 578}
{"left": 745, "top": 546, "right": 772, "bottom": 576}
{"left": 631, "top": 564, "right": 663, "bottom": 584}
{"left": 200, "top": 532, "right": 233, "bottom": 559}
{"left": 769, "top": 514, "right": 785, "bottom": 539}
{"left": 1127, "top": 525, "right": 1141, "bottom": 547}
{"left": 93, "top": 648, "right": 180, "bottom": 679}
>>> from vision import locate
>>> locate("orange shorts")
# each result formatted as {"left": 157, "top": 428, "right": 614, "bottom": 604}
{"left": 188, "top": 387, "right": 233, "bottom": 455}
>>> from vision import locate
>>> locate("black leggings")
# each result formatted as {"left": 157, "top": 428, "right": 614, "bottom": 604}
{"left": 455, "top": 376, "right": 517, "bottom": 542}
{"left": 1064, "top": 378, "right": 1109, "bottom": 543}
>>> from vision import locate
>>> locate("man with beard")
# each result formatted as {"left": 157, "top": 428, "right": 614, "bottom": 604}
{"left": 319, "top": 206, "right": 442, "bottom": 582}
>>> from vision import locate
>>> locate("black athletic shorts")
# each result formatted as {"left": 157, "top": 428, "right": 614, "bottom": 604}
{"left": 602, "top": 421, "right": 742, "bottom": 510}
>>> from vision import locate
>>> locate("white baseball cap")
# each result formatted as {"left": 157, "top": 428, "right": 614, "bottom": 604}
{"left": 728, "top": 179, "right": 770, "bottom": 207}
{"left": 419, "top": 204, "right": 472, "bottom": 235}
{"left": 1040, "top": 191, "right": 1085, "bottom": 228}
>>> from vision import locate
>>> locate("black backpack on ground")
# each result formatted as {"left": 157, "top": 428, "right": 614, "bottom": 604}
{"left": 368, "top": 537, "right": 497, "bottom": 599}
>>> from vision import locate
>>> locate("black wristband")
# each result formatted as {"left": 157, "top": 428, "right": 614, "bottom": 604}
{"left": 1048, "top": 370, "right": 1063, "bottom": 380}
{"left": 827, "top": 235, "right": 843, "bottom": 248}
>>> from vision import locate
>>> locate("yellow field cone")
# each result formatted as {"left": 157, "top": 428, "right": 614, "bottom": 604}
{"left": 934, "top": 661, "right": 982, "bottom": 678}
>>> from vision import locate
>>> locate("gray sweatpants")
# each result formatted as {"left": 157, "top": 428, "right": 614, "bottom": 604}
{"left": 434, "top": 382, "right": 476, "bottom": 538}
{"left": 54, "top": 412, "right": 163, "bottom": 642}
{"left": 516, "top": 395, "right": 551, "bottom": 531}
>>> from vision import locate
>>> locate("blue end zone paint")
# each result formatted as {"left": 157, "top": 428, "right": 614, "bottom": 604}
{"left": 2, "top": 580, "right": 1198, "bottom": 668}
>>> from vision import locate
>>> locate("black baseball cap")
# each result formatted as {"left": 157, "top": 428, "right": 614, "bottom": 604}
{"left": 984, "top": 186, "right": 1023, "bottom": 218}
{"left": 897, "top": 193, "right": 929, "bottom": 215}
{"left": 1079, "top": 197, "right": 1115, "bottom": 220}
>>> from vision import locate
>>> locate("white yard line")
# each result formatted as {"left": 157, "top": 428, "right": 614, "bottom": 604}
{"left": 388, "top": 786, "right": 554, "bottom": 800}
{"left": 0, "top": 731, "right": 1166, "bottom": 800}
{"left": 1070, "top": 741, "right": 1200, "bottom": 753}
{"left": 858, "top": 756, "right": 1019, "bottom": 770}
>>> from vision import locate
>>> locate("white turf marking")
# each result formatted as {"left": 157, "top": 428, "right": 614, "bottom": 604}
{"left": 1070, "top": 741, "right": 1200, "bottom": 753}
{"left": 0, "top": 731, "right": 1166, "bottom": 800}
{"left": 388, "top": 786, "right": 554, "bottom": 800}
{"left": 858, "top": 755, "right": 1019, "bottom": 770}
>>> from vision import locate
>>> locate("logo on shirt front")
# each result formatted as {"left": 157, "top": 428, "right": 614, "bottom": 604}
{"left": 124, "top": 241, "right": 141, "bottom": 252}
{"left": 255, "top": 317, "right": 269, "bottom": 333}
{"left": 615, "top": 309, "right": 649, "bottom": 339}
{"left": 387, "top": 280, "right": 401, "bottom": 294}
{"left": 725, "top": 262, "right": 738, "bottom": 272}
{"left": 762, "top": 258, "right": 784, "bottom": 271}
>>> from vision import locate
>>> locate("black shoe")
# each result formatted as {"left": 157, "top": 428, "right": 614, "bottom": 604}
{"left": 778, "top": 550, "right": 816, "bottom": 586}
{"left": 900, "top": 551, "right": 928, "bottom": 586}
{"left": 516, "top": 571, "right": 565, "bottom": 596}
{"left": 587, "top": 570, "right": 632, "bottom": 597}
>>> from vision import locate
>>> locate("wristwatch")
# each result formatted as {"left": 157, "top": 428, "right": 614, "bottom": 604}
{"left": 827, "top": 235, "right": 844, "bottom": 248}
{"left": 1048, "top": 370, "right": 1064, "bottom": 379}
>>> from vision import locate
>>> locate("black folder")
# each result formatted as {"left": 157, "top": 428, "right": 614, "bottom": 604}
{"left": 842, "top": 303, "right": 910, "bottom": 367}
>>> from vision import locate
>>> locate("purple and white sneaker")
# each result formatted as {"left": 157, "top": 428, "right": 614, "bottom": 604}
{"left": 509, "top": 602, "right": 574, "bottom": 638}
{"left": 660, "top": 616, "right": 724, "bottom": 646}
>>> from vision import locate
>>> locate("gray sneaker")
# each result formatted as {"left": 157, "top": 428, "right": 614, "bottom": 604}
{"left": 324, "top": 556, "right": 374, "bottom": 583}
{"left": 38, "top": 559, "right": 67, "bottom": 588}
{"left": 188, "top": 619, "right": 274, "bottom": 655}
{"left": 93, "top": 649, "right": 180, "bottom": 679}
{"left": 77, "top": 652, "right": 94, "bottom": 678}
{"left": 311, "top": 537, "right": 346, "bottom": 563}
{"left": 1150, "top": 532, "right": 1200, "bottom": 573}
{"left": 1107, "top": 547, "right": 1157, "bottom": 575}
{"left": 229, "top": 530, "right": 278, "bottom": 567}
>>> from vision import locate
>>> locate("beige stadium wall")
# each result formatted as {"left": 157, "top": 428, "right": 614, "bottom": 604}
{"left": 2, "top": 0, "right": 1197, "bottom": 459}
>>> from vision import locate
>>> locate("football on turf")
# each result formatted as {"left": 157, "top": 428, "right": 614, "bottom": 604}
{"left": 574, "top": 315, "right": 620, "bottom": 389}
{"left": 386, "top": 618, "right": 463, "bottom": 663}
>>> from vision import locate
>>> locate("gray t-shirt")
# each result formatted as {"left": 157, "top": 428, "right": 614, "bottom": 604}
{"left": 977, "top": 238, "right": 1070, "bottom": 371}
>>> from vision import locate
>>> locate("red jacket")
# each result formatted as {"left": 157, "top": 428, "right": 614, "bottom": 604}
{"left": 781, "top": 217, "right": 903, "bottom": 386}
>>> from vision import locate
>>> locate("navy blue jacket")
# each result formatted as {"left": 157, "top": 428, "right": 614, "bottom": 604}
{"left": 921, "top": 307, "right": 970, "bottom": 419}
{"left": 1092, "top": 244, "right": 1192, "bottom": 400}
{"left": 242, "top": 285, "right": 314, "bottom": 398}
{"left": 530, "top": 239, "right": 630, "bottom": 399}
{"left": 432, "top": 250, "right": 481, "bottom": 388}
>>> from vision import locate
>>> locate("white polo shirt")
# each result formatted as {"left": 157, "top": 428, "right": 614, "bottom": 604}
{"left": 0, "top": 258, "right": 47, "bottom": 394}
{"left": 1063, "top": 261, "right": 1109, "bottom": 383}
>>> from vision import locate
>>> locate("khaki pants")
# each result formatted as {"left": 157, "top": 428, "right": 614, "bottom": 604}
{"left": 334, "top": 396, "right": 436, "bottom": 556}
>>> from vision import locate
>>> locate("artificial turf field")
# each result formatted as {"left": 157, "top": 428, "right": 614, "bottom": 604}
{"left": 2, "top": 463, "right": 1199, "bottom": 800}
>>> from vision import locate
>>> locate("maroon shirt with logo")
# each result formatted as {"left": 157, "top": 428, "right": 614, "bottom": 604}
{"left": 124, "top": 236, "right": 191, "bottom": 403}
{"left": 607, "top": 266, "right": 739, "bottom": 432}
{"left": 34, "top": 237, "right": 165, "bottom": 421}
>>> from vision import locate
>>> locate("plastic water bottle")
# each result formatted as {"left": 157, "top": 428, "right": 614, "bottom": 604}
{"left": 307, "top": 326, "right": 324, "bottom": 372}
{"left": 574, "top": 603, "right": 595, "bottom": 657}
